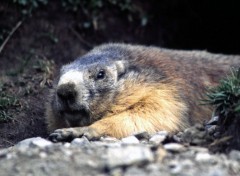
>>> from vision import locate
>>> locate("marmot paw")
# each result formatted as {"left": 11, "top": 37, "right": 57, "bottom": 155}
{"left": 48, "top": 127, "right": 101, "bottom": 142}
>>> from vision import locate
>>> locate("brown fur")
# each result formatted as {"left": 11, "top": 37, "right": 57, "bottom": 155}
{"left": 46, "top": 43, "right": 240, "bottom": 140}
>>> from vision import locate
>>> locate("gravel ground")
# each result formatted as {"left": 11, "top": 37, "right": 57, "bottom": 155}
{"left": 0, "top": 125, "right": 240, "bottom": 176}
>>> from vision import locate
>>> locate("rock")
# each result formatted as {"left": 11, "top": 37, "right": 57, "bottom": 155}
{"left": 71, "top": 136, "right": 91, "bottom": 146}
{"left": 93, "top": 141, "right": 122, "bottom": 148}
{"left": 134, "top": 132, "right": 151, "bottom": 141}
{"left": 206, "top": 125, "right": 218, "bottom": 135}
{"left": 180, "top": 124, "right": 213, "bottom": 146}
{"left": 124, "top": 167, "right": 149, "bottom": 176}
{"left": 229, "top": 150, "right": 240, "bottom": 161}
{"left": 63, "top": 142, "right": 71, "bottom": 148}
{"left": 206, "top": 116, "right": 219, "bottom": 126}
{"left": 149, "top": 131, "right": 168, "bottom": 145}
{"left": 17, "top": 137, "right": 52, "bottom": 149}
{"left": 121, "top": 136, "right": 140, "bottom": 144}
{"left": 168, "top": 159, "right": 194, "bottom": 174}
{"left": 163, "top": 143, "right": 186, "bottom": 152}
{"left": 206, "top": 169, "right": 228, "bottom": 176}
{"left": 104, "top": 145, "right": 154, "bottom": 168}
{"left": 110, "top": 168, "right": 123, "bottom": 176}
{"left": 195, "top": 152, "right": 213, "bottom": 162}
{"left": 100, "top": 136, "right": 120, "bottom": 143}
{"left": 39, "top": 152, "right": 48, "bottom": 158}
{"left": 188, "top": 146, "right": 209, "bottom": 153}
{"left": 0, "top": 148, "right": 9, "bottom": 158}
{"left": 173, "top": 132, "right": 183, "bottom": 143}
{"left": 31, "top": 138, "right": 53, "bottom": 148}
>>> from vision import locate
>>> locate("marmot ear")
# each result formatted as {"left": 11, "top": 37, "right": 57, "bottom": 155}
{"left": 115, "top": 60, "right": 127, "bottom": 77}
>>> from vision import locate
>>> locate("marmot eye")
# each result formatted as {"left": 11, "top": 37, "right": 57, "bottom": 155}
{"left": 96, "top": 69, "right": 105, "bottom": 79}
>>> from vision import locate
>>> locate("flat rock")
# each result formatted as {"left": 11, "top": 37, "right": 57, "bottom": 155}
{"left": 71, "top": 136, "right": 91, "bottom": 146}
{"left": 100, "top": 136, "right": 120, "bottom": 143}
{"left": 121, "top": 136, "right": 140, "bottom": 144}
{"left": 16, "top": 137, "right": 52, "bottom": 149}
{"left": 163, "top": 143, "right": 186, "bottom": 152}
{"left": 195, "top": 152, "right": 212, "bottom": 162}
{"left": 228, "top": 150, "right": 240, "bottom": 161}
{"left": 149, "top": 131, "right": 168, "bottom": 145}
{"left": 104, "top": 145, "right": 154, "bottom": 168}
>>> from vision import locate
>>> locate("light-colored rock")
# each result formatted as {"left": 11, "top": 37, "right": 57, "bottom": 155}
{"left": 188, "top": 146, "right": 209, "bottom": 153}
{"left": 71, "top": 136, "right": 90, "bottom": 146}
{"left": 163, "top": 143, "right": 186, "bottom": 152}
{"left": 104, "top": 145, "right": 154, "bottom": 168}
{"left": 121, "top": 136, "right": 140, "bottom": 144}
{"left": 100, "top": 136, "right": 120, "bottom": 143}
{"left": 229, "top": 150, "right": 240, "bottom": 161}
{"left": 149, "top": 131, "right": 168, "bottom": 145}
{"left": 63, "top": 142, "right": 71, "bottom": 148}
{"left": 195, "top": 152, "right": 212, "bottom": 162}
{"left": 39, "top": 152, "right": 47, "bottom": 158}
{"left": 17, "top": 137, "right": 52, "bottom": 149}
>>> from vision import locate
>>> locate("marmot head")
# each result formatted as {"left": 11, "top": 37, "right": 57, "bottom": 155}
{"left": 51, "top": 45, "right": 129, "bottom": 126}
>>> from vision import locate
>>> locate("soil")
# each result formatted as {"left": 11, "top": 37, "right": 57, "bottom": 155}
{"left": 0, "top": 1, "right": 240, "bottom": 148}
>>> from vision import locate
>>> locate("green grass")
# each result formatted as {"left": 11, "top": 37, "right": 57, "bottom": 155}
{"left": 205, "top": 67, "right": 240, "bottom": 120}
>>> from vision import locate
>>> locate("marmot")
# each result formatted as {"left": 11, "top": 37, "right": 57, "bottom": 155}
{"left": 46, "top": 43, "right": 240, "bottom": 141}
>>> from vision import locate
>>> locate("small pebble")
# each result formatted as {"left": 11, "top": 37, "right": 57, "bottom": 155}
{"left": 17, "top": 137, "right": 52, "bottom": 149}
{"left": 134, "top": 131, "right": 150, "bottom": 140}
{"left": 106, "top": 145, "right": 154, "bottom": 168}
{"left": 63, "top": 149, "right": 73, "bottom": 156}
{"left": 100, "top": 136, "right": 120, "bottom": 143}
{"left": 173, "top": 132, "right": 183, "bottom": 143}
{"left": 71, "top": 137, "right": 91, "bottom": 146}
{"left": 149, "top": 131, "right": 168, "bottom": 145}
{"left": 163, "top": 143, "right": 186, "bottom": 152}
{"left": 63, "top": 142, "right": 71, "bottom": 148}
{"left": 188, "top": 146, "right": 209, "bottom": 153}
{"left": 206, "top": 116, "right": 219, "bottom": 125}
{"left": 206, "top": 125, "right": 218, "bottom": 135}
{"left": 0, "top": 149, "right": 9, "bottom": 158}
{"left": 31, "top": 138, "right": 53, "bottom": 148}
{"left": 39, "top": 152, "right": 47, "bottom": 158}
{"left": 195, "top": 152, "right": 212, "bottom": 162}
{"left": 229, "top": 150, "right": 240, "bottom": 161}
{"left": 121, "top": 136, "right": 139, "bottom": 144}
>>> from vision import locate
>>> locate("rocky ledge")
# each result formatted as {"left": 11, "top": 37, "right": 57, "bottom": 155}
{"left": 0, "top": 125, "right": 240, "bottom": 176}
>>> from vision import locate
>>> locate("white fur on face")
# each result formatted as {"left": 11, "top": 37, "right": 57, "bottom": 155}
{"left": 58, "top": 71, "right": 84, "bottom": 86}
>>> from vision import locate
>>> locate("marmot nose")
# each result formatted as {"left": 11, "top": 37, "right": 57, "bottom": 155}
{"left": 57, "top": 83, "right": 77, "bottom": 101}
